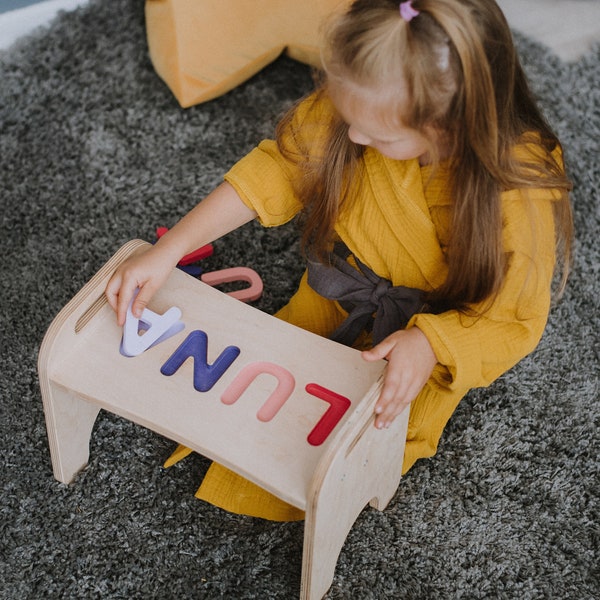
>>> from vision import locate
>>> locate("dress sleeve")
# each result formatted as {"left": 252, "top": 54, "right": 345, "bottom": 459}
{"left": 409, "top": 186, "right": 560, "bottom": 393}
{"left": 224, "top": 92, "right": 332, "bottom": 227}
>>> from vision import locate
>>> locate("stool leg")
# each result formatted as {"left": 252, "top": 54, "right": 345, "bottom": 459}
{"left": 301, "top": 493, "right": 368, "bottom": 600}
{"left": 42, "top": 383, "right": 101, "bottom": 484}
{"left": 301, "top": 474, "right": 403, "bottom": 599}
{"left": 300, "top": 411, "right": 408, "bottom": 599}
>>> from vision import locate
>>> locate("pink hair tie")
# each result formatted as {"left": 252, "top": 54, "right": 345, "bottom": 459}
{"left": 399, "top": 0, "right": 420, "bottom": 22}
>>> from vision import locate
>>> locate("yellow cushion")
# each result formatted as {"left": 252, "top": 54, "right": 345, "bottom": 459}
{"left": 145, "top": 0, "right": 350, "bottom": 108}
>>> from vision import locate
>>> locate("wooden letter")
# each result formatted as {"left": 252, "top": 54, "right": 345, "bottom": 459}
{"left": 305, "top": 384, "right": 351, "bottom": 446}
{"left": 221, "top": 361, "right": 295, "bottom": 421}
{"left": 161, "top": 330, "right": 240, "bottom": 392}
{"left": 121, "top": 301, "right": 183, "bottom": 357}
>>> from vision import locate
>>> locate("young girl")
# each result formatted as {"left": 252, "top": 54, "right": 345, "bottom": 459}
{"left": 105, "top": 0, "right": 572, "bottom": 520}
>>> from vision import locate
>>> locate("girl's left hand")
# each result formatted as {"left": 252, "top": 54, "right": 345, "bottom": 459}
{"left": 362, "top": 326, "right": 437, "bottom": 430}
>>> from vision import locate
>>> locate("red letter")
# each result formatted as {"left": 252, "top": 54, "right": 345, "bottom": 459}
{"left": 305, "top": 384, "right": 351, "bottom": 446}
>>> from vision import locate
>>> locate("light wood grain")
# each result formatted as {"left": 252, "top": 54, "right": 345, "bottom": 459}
{"left": 38, "top": 240, "right": 410, "bottom": 599}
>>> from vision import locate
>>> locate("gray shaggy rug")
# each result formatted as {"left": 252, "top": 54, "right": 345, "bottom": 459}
{"left": 0, "top": 0, "right": 597, "bottom": 598}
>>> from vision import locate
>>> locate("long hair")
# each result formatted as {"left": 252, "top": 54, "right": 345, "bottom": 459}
{"left": 277, "top": 0, "right": 573, "bottom": 310}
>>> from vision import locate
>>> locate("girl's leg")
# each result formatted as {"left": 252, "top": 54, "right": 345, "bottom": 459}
{"left": 273, "top": 271, "right": 345, "bottom": 335}
{"left": 401, "top": 383, "right": 466, "bottom": 474}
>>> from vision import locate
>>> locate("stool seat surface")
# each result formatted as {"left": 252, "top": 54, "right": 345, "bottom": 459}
{"left": 45, "top": 243, "right": 386, "bottom": 509}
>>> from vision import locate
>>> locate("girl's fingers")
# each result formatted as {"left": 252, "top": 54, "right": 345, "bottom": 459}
{"left": 130, "top": 282, "right": 157, "bottom": 320}
{"left": 105, "top": 272, "right": 135, "bottom": 327}
{"left": 104, "top": 272, "right": 122, "bottom": 313}
{"left": 115, "top": 281, "right": 137, "bottom": 326}
{"left": 361, "top": 338, "right": 394, "bottom": 362}
{"left": 374, "top": 380, "right": 410, "bottom": 429}
{"left": 104, "top": 246, "right": 178, "bottom": 326}
{"left": 106, "top": 269, "right": 146, "bottom": 326}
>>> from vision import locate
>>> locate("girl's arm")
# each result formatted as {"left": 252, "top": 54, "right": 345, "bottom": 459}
{"left": 105, "top": 181, "right": 257, "bottom": 325}
{"left": 364, "top": 188, "right": 558, "bottom": 429}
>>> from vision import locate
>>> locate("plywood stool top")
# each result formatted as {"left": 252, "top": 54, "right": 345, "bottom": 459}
{"left": 40, "top": 240, "right": 387, "bottom": 510}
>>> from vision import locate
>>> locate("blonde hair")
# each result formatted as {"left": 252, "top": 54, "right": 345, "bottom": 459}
{"left": 277, "top": 0, "right": 573, "bottom": 310}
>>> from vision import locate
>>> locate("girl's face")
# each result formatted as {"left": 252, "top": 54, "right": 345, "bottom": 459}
{"left": 330, "top": 81, "right": 434, "bottom": 164}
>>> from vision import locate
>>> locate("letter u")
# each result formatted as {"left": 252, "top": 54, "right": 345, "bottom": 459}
{"left": 221, "top": 361, "right": 295, "bottom": 421}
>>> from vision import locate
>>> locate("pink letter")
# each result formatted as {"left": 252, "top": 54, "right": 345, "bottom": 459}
{"left": 201, "top": 267, "right": 263, "bottom": 302}
{"left": 221, "top": 362, "right": 295, "bottom": 421}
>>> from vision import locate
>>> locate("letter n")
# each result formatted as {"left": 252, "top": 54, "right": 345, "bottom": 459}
{"left": 160, "top": 330, "right": 240, "bottom": 392}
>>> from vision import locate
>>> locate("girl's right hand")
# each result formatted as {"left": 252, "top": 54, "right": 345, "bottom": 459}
{"left": 105, "top": 244, "right": 180, "bottom": 326}
{"left": 104, "top": 183, "right": 257, "bottom": 327}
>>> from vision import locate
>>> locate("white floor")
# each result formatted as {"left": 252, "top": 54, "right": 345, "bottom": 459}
{"left": 497, "top": 0, "right": 600, "bottom": 62}
{"left": 0, "top": 0, "right": 88, "bottom": 50}
{"left": 0, "top": 0, "right": 599, "bottom": 61}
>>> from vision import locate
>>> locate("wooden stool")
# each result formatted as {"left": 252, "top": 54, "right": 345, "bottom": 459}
{"left": 38, "top": 240, "right": 409, "bottom": 599}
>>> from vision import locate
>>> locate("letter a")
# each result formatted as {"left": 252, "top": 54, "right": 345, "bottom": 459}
{"left": 121, "top": 293, "right": 184, "bottom": 357}
{"left": 160, "top": 330, "right": 240, "bottom": 392}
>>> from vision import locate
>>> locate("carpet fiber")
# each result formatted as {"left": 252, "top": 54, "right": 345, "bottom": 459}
{"left": 0, "top": 1, "right": 598, "bottom": 598}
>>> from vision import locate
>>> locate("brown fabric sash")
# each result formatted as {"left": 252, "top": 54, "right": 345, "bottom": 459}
{"left": 307, "top": 242, "right": 427, "bottom": 347}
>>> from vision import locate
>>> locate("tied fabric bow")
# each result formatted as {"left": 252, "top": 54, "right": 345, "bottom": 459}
{"left": 307, "top": 243, "right": 426, "bottom": 347}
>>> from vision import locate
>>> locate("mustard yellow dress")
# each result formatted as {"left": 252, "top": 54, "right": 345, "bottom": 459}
{"left": 192, "top": 92, "right": 560, "bottom": 520}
